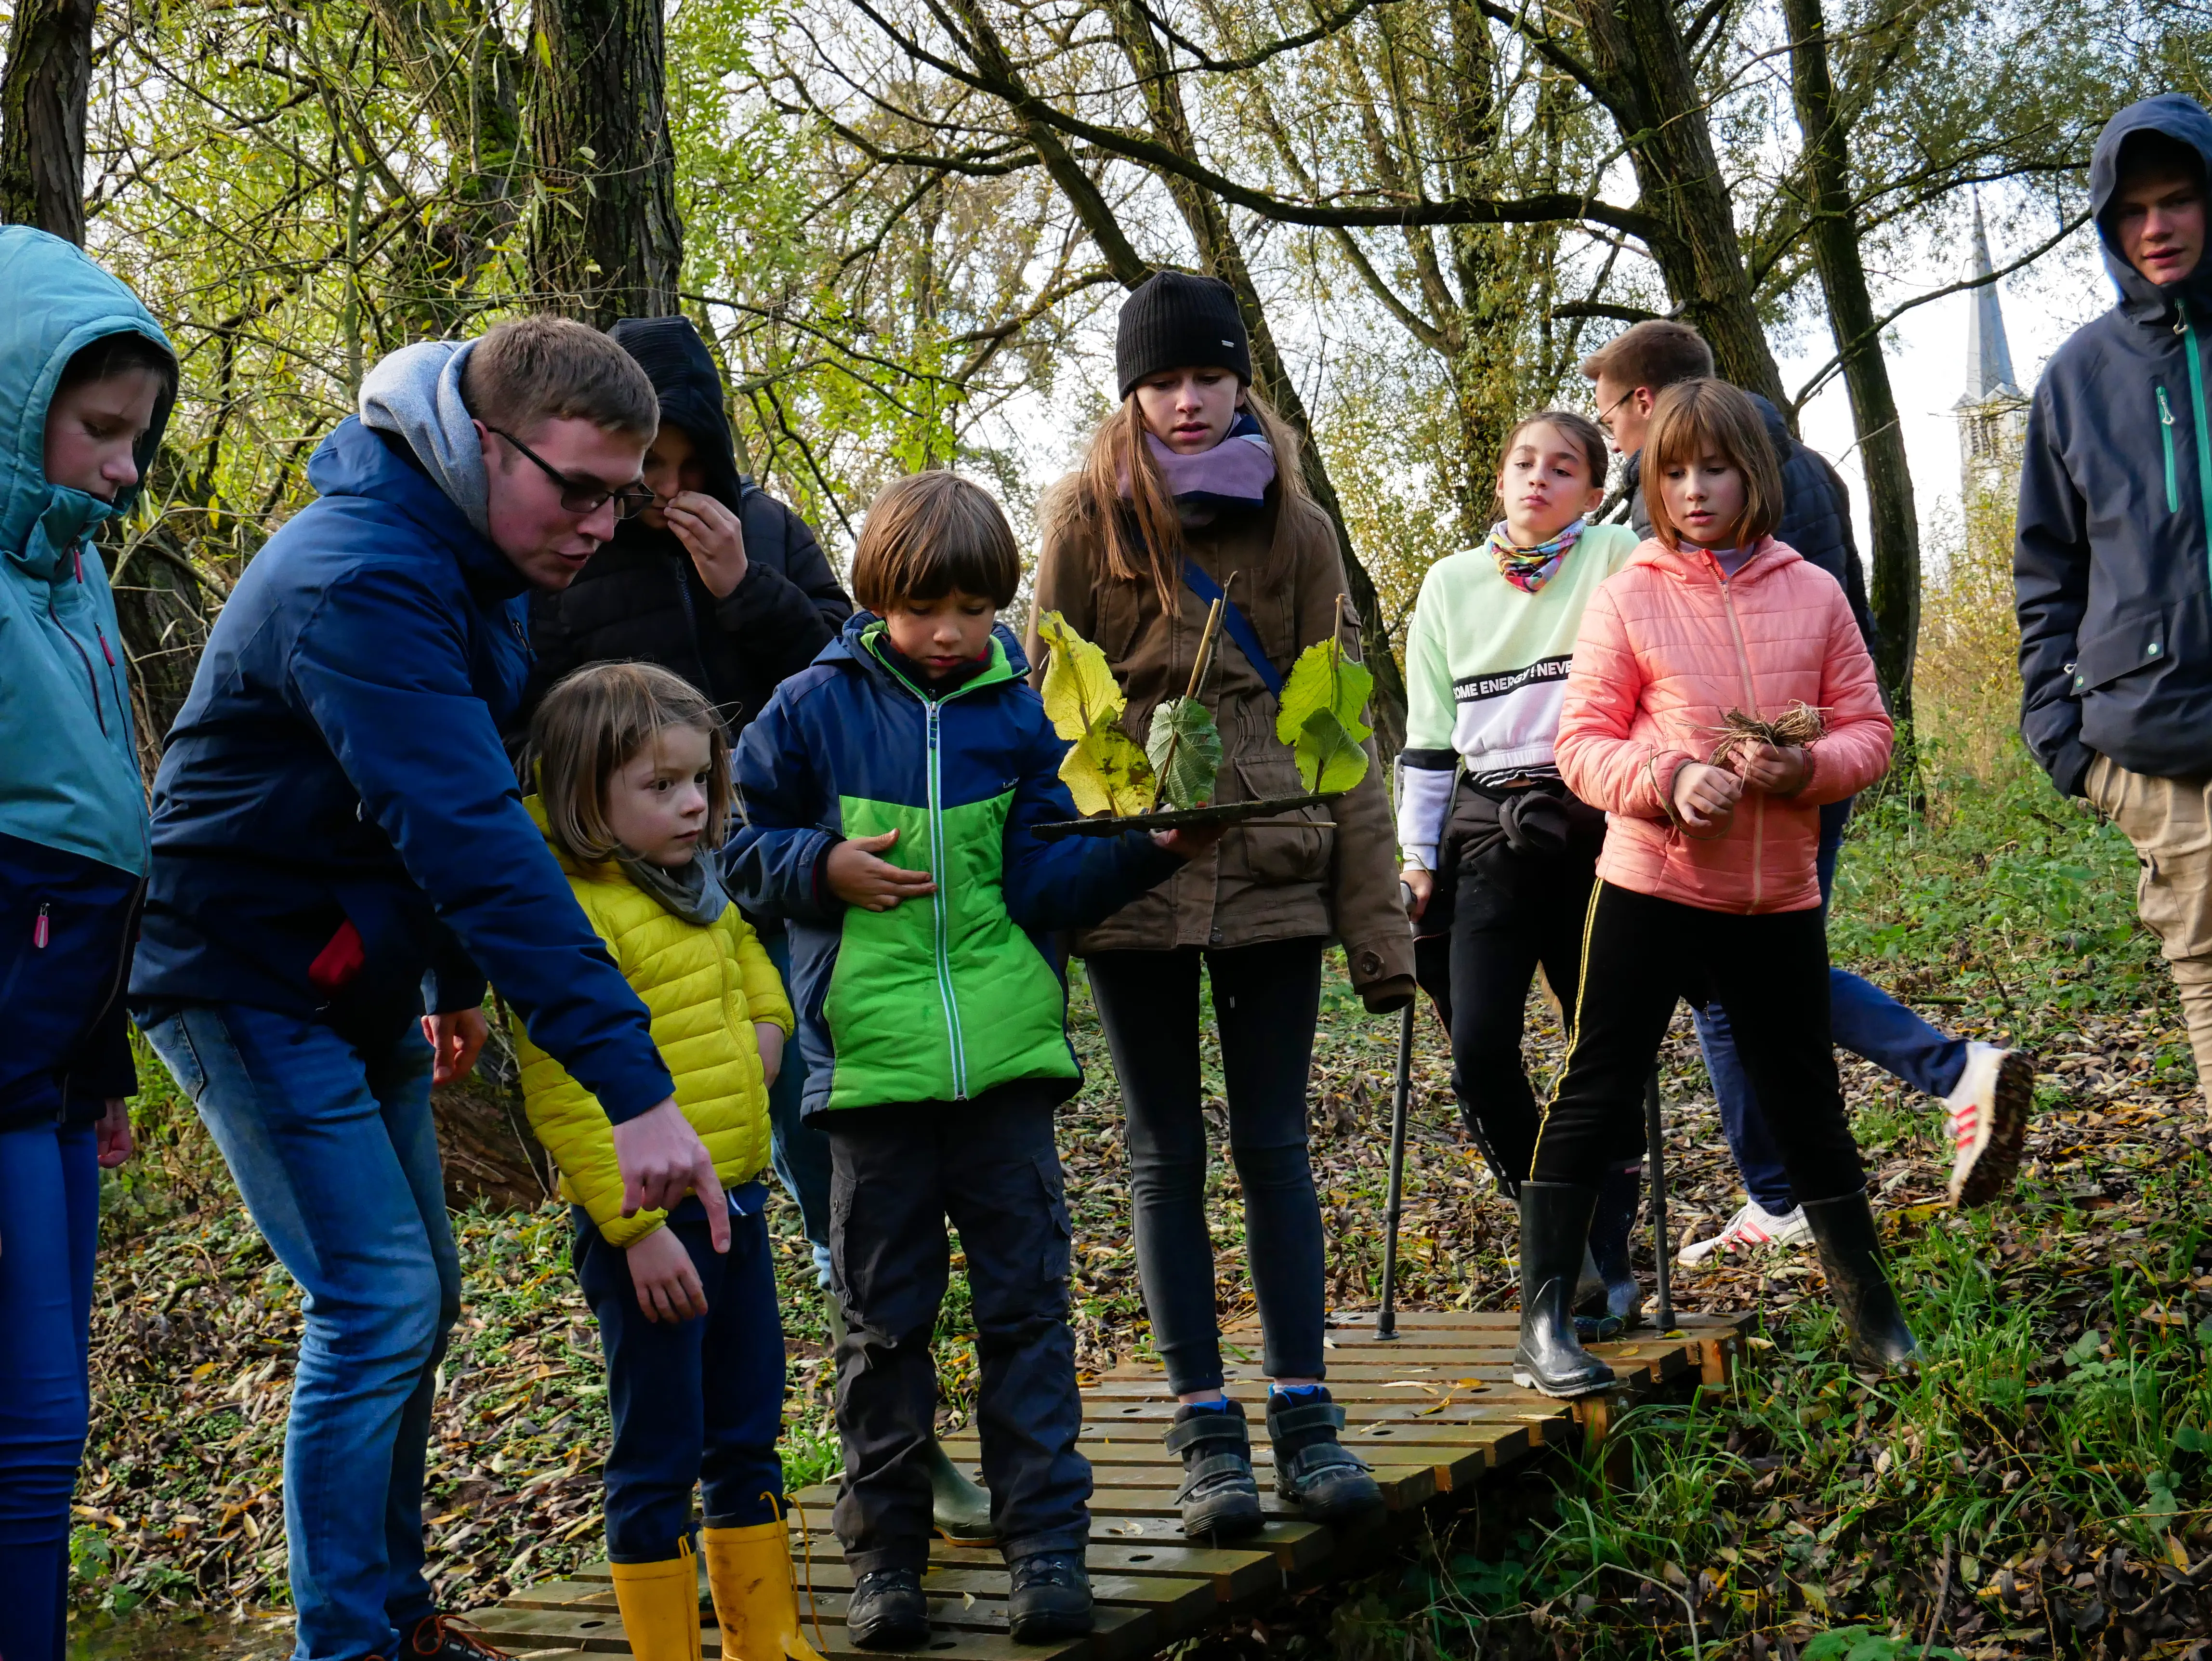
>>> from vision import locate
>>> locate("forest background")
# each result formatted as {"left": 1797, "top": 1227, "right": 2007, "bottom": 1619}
{"left": 9, "top": 0, "right": 2212, "bottom": 1656}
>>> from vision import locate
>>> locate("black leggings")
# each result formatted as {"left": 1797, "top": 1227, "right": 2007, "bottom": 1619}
{"left": 1085, "top": 939, "right": 1327, "bottom": 1395}
{"left": 1531, "top": 883, "right": 1867, "bottom": 1198}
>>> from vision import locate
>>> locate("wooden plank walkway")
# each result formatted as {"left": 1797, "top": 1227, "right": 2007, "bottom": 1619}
{"left": 471, "top": 1308, "right": 1751, "bottom": 1660}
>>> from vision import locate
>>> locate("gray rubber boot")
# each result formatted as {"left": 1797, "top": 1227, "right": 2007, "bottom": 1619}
{"left": 1513, "top": 1182, "right": 1618, "bottom": 1398}
{"left": 824, "top": 1286, "right": 996, "bottom": 1542}
{"left": 1801, "top": 1192, "right": 1921, "bottom": 1372}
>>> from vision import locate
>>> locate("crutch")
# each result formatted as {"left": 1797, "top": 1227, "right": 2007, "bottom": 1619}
{"left": 1644, "top": 1067, "right": 1675, "bottom": 1332}
{"left": 1377, "top": 884, "right": 1417, "bottom": 1341}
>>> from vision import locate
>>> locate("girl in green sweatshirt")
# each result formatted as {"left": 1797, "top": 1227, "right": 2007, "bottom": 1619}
{"left": 1396, "top": 410, "right": 1643, "bottom": 1323}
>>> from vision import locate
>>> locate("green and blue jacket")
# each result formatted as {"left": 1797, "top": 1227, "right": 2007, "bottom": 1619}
{"left": 726, "top": 614, "right": 1181, "bottom": 1115}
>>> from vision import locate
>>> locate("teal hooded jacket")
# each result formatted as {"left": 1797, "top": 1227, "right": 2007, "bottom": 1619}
{"left": 0, "top": 226, "right": 173, "bottom": 877}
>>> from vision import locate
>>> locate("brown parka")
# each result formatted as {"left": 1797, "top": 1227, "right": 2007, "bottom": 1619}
{"left": 1027, "top": 478, "right": 1416, "bottom": 1012}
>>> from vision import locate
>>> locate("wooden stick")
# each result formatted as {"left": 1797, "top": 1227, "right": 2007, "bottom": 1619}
{"left": 1184, "top": 596, "right": 1224, "bottom": 701}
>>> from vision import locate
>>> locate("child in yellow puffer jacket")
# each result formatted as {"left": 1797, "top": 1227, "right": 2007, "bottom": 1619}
{"left": 511, "top": 660, "right": 819, "bottom": 1661}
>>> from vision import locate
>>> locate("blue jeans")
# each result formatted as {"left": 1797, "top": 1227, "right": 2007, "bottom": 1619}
{"left": 0, "top": 1122, "right": 98, "bottom": 1661}
{"left": 137, "top": 1005, "right": 460, "bottom": 1661}
{"left": 1693, "top": 798, "right": 1968, "bottom": 1213}
{"left": 763, "top": 931, "right": 832, "bottom": 1289}
{"left": 573, "top": 1192, "right": 787, "bottom": 1559}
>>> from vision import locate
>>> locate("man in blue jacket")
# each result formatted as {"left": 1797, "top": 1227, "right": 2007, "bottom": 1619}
{"left": 1579, "top": 321, "right": 2028, "bottom": 1279}
{"left": 2017, "top": 93, "right": 2212, "bottom": 1105}
{"left": 131, "top": 317, "right": 724, "bottom": 1661}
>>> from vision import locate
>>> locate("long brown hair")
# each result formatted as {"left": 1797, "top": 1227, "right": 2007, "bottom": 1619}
{"left": 1054, "top": 381, "right": 1310, "bottom": 614}
{"left": 521, "top": 660, "right": 733, "bottom": 863}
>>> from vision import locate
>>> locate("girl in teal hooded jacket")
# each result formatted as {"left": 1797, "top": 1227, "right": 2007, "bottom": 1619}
{"left": 0, "top": 226, "right": 175, "bottom": 1661}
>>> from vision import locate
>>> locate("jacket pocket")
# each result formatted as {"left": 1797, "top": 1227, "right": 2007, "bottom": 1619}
{"left": 2159, "top": 384, "right": 2180, "bottom": 515}
{"left": 1033, "top": 1150, "right": 1073, "bottom": 1284}
{"left": 1229, "top": 755, "right": 1334, "bottom": 886}
{"left": 2071, "top": 604, "right": 2173, "bottom": 696}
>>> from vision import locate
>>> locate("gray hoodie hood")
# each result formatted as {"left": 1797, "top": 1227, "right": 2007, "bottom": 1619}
{"left": 2091, "top": 94, "right": 2212, "bottom": 323}
{"left": 359, "top": 339, "right": 490, "bottom": 536}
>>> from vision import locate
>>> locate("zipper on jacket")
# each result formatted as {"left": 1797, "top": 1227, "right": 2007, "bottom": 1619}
{"left": 2179, "top": 303, "right": 2212, "bottom": 600}
{"left": 1712, "top": 562, "right": 1765, "bottom": 910}
{"left": 34, "top": 902, "right": 51, "bottom": 949}
{"left": 922, "top": 697, "right": 970, "bottom": 1098}
{"left": 47, "top": 575, "right": 108, "bottom": 737}
{"left": 2159, "top": 384, "right": 2181, "bottom": 514}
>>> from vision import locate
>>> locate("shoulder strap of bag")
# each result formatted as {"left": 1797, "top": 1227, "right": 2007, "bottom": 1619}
{"left": 1180, "top": 557, "right": 1284, "bottom": 698}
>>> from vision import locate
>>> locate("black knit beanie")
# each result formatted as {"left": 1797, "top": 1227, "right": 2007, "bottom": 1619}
{"left": 1115, "top": 271, "right": 1252, "bottom": 398}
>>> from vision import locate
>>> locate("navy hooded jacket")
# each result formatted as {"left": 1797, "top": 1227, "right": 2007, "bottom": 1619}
{"left": 2016, "top": 94, "right": 2212, "bottom": 797}
{"left": 130, "top": 416, "right": 674, "bottom": 1121}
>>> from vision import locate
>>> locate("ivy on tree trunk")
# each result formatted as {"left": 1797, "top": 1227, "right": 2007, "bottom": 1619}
{"left": 527, "top": 0, "right": 684, "bottom": 326}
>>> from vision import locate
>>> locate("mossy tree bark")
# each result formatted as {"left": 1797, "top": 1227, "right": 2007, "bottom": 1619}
{"left": 0, "top": 0, "right": 95, "bottom": 244}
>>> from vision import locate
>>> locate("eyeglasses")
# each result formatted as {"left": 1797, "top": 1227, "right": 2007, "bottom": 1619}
{"left": 1595, "top": 388, "right": 1636, "bottom": 432}
{"left": 490, "top": 427, "right": 654, "bottom": 520}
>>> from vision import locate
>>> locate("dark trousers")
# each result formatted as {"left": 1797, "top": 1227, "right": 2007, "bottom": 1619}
{"left": 1530, "top": 883, "right": 1868, "bottom": 1200}
{"left": 826, "top": 1092, "right": 1088, "bottom": 1575}
{"left": 574, "top": 1194, "right": 788, "bottom": 1560}
{"left": 1085, "top": 939, "right": 1327, "bottom": 1394}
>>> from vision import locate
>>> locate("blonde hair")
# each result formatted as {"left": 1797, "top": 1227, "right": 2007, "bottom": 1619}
{"left": 1054, "top": 382, "right": 1309, "bottom": 614}
{"left": 522, "top": 661, "right": 732, "bottom": 863}
{"left": 851, "top": 471, "right": 1021, "bottom": 611}
{"left": 1642, "top": 378, "right": 1784, "bottom": 552}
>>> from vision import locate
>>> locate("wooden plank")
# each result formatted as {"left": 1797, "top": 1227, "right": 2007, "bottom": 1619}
{"left": 1079, "top": 1397, "right": 1547, "bottom": 1427}
{"left": 464, "top": 1599, "right": 1123, "bottom": 1660}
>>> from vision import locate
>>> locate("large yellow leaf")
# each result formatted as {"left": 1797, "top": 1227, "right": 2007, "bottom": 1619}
{"left": 1059, "top": 719, "right": 1157, "bottom": 817}
{"left": 1036, "top": 610, "right": 1127, "bottom": 741}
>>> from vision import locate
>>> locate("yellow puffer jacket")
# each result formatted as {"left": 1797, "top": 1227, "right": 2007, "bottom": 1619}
{"left": 509, "top": 801, "right": 793, "bottom": 1247}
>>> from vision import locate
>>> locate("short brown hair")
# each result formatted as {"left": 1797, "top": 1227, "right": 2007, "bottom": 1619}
{"left": 463, "top": 316, "right": 659, "bottom": 440}
{"left": 522, "top": 660, "right": 732, "bottom": 863}
{"left": 851, "top": 471, "right": 1021, "bottom": 611}
{"left": 1580, "top": 319, "right": 1714, "bottom": 393}
{"left": 1642, "top": 378, "right": 1784, "bottom": 551}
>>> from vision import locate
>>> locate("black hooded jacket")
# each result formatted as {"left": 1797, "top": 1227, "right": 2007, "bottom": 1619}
{"left": 2016, "top": 94, "right": 2212, "bottom": 798}
{"left": 1626, "top": 391, "right": 1878, "bottom": 653}
{"left": 519, "top": 316, "right": 853, "bottom": 733}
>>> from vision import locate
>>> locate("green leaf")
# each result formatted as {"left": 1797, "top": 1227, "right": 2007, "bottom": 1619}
{"left": 1275, "top": 634, "right": 1376, "bottom": 750}
{"left": 1059, "top": 720, "right": 1156, "bottom": 817}
{"left": 1146, "top": 697, "right": 1223, "bottom": 811}
{"left": 1036, "top": 611, "right": 1127, "bottom": 741}
{"left": 1294, "top": 707, "right": 1371, "bottom": 794}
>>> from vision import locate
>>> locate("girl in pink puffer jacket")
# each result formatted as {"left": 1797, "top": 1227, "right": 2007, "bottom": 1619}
{"left": 1509, "top": 378, "right": 1917, "bottom": 1399}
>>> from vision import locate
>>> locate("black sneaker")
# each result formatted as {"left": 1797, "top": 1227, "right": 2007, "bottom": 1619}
{"left": 1007, "top": 1551, "right": 1093, "bottom": 1643}
{"left": 1165, "top": 1399, "right": 1265, "bottom": 1540}
{"left": 395, "top": 1612, "right": 512, "bottom": 1659}
{"left": 847, "top": 1567, "right": 930, "bottom": 1651}
{"left": 1266, "top": 1387, "right": 1385, "bottom": 1529}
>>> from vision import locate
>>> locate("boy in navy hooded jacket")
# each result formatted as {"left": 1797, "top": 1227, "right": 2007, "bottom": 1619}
{"left": 2016, "top": 93, "right": 2212, "bottom": 1102}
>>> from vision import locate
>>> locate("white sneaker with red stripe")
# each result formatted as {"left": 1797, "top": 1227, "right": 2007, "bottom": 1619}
{"left": 1944, "top": 1041, "right": 2032, "bottom": 1208}
{"left": 1675, "top": 1198, "right": 1810, "bottom": 1267}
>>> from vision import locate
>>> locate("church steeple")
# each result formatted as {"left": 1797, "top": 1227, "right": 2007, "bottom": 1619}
{"left": 1953, "top": 196, "right": 2029, "bottom": 496}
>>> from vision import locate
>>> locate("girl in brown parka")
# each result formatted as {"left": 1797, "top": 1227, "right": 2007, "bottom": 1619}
{"left": 1026, "top": 272, "right": 1412, "bottom": 1543}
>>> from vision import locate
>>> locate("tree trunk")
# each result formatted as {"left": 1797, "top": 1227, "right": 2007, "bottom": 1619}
{"left": 0, "top": 0, "right": 94, "bottom": 243}
{"left": 1573, "top": 0, "right": 1785, "bottom": 410}
{"left": 1784, "top": 0, "right": 1919, "bottom": 720}
{"left": 527, "top": 0, "right": 683, "bottom": 326}
{"left": 1103, "top": 0, "right": 1409, "bottom": 754}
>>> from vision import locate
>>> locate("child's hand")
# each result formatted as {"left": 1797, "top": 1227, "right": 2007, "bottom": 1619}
{"left": 626, "top": 1225, "right": 708, "bottom": 1323}
{"left": 1671, "top": 761, "right": 1742, "bottom": 835}
{"left": 1151, "top": 823, "right": 1227, "bottom": 860}
{"left": 1400, "top": 867, "right": 1435, "bottom": 921}
{"left": 828, "top": 829, "right": 938, "bottom": 911}
{"left": 1736, "top": 741, "right": 1813, "bottom": 797}
{"left": 756, "top": 1022, "right": 784, "bottom": 1087}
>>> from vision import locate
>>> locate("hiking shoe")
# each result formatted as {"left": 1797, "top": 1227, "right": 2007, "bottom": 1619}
{"left": 1165, "top": 1399, "right": 1265, "bottom": 1540}
{"left": 1007, "top": 1552, "right": 1093, "bottom": 1643}
{"left": 846, "top": 1569, "right": 929, "bottom": 1651}
{"left": 395, "top": 1613, "right": 512, "bottom": 1659}
{"left": 1676, "top": 1198, "right": 1810, "bottom": 1267}
{"left": 1946, "top": 1042, "right": 2033, "bottom": 1208}
{"left": 1266, "top": 1386, "right": 1384, "bottom": 1529}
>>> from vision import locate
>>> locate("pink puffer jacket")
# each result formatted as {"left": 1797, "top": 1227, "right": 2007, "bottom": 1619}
{"left": 1556, "top": 536, "right": 1893, "bottom": 914}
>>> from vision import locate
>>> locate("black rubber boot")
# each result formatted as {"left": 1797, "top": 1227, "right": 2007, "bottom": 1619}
{"left": 846, "top": 1568, "right": 929, "bottom": 1650}
{"left": 1265, "top": 1388, "right": 1384, "bottom": 1530}
{"left": 826, "top": 1288, "right": 996, "bottom": 1543}
{"left": 1007, "top": 1551, "right": 1093, "bottom": 1642}
{"left": 1165, "top": 1400, "right": 1265, "bottom": 1540}
{"left": 1801, "top": 1192, "right": 1921, "bottom": 1372}
{"left": 1576, "top": 1162, "right": 1645, "bottom": 1327}
{"left": 1513, "top": 1182, "right": 1617, "bottom": 1398}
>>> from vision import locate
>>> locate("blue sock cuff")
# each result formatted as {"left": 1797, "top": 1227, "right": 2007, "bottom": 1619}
{"left": 1270, "top": 1383, "right": 1324, "bottom": 1399}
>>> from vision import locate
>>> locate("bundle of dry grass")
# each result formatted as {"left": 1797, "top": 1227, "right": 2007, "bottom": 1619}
{"left": 1708, "top": 701, "right": 1827, "bottom": 772}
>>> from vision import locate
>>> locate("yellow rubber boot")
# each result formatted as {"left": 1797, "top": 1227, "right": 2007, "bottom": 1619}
{"left": 702, "top": 1519, "right": 828, "bottom": 1661}
{"left": 610, "top": 1543, "right": 705, "bottom": 1661}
